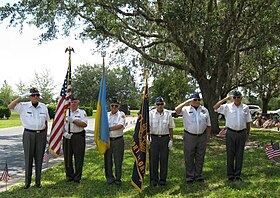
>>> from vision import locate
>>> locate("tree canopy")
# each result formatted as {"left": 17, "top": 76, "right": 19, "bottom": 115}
{"left": 1, "top": 0, "right": 279, "bottom": 131}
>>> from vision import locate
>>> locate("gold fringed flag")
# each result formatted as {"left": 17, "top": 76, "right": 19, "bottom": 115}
{"left": 131, "top": 79, "right": 149, "bottom": 192}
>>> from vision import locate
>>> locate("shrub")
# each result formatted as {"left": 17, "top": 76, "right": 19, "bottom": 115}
{"left": 0, "top": 106, "right": 11, "bottom": 119}
{"left": 47, "top": 105, "right": 57, "bottom": 119}
{"left": 80, "top": 106, "right": 93, "bottom": 116}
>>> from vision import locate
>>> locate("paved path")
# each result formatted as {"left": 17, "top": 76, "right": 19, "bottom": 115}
{"left": 0, "top": 116, "right": 137, "bottom": 192}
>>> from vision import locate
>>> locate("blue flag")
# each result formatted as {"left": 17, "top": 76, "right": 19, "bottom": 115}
{"left": 131, "top": 79, "right": 149, "bottom": 192}
{"left": 94, "top": 67, "right": 110, "bottom": 155}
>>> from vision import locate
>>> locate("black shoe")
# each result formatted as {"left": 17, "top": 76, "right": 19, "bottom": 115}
{"left": 106, "top": 180, "right": 115, "bottom": 185}
{"left": 196, "top": 177, "right": 204, "bottom": 182}
{"left": 74, "top": 180, "right": 80, "bottom": 184}
{"left": 35, "top": 184, "right": 42, "bottom": 188}
{"left": 66, "top": 178, "right": 74, "bottom": 182}
{"left": 235, "top": 177, "right": 242, "bottom": 181}
{"left": 150, "top": 181, "right": 158, "bottom": 187}
{"left": 23, "top": 184, "right": 30, "bottom": 189}
{"left": 228, "top": 177, "right": 235, "bottom": 182}
{"left": 186, "top": 178, "right": 194, "bottom": 183}
{"left": 115, "top": 180, "right": 122, "bottom": 185}
{"left": 159, "top": 181, "right": 167, "bottom": 186}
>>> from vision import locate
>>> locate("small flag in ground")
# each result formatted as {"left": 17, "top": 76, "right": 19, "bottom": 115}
{"left": 0, "top": 161, "right": 9, "bottom": 183}
{"left": 265, "top": 144, "right": 280, "bottom": 159}
{"left": 43, "top": 150, "right": 50, "bottom": 163}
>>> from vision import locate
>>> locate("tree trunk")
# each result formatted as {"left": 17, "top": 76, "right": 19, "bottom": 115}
{"left": 198, "top": 78, "right": 221, "bottom": 134}
{"left": 262, "top": 97, "right": 270, "bottom": 114}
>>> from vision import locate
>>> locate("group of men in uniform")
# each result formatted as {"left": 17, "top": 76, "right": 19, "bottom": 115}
{"left": 8, "top": 87, "right": 251, "bottom": 189}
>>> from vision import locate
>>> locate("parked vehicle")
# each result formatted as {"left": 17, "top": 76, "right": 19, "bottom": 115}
{"left": 171, "top": 110, "right": 182, "bottom": 118}
{"left": 268, "top": 109, "right": 280, "bottom": 116}
{"left": 120, "top": 104, "right": 130, "bottom": 115}
{"left": 248, "top": 105, "right": 262, "bottom": 116}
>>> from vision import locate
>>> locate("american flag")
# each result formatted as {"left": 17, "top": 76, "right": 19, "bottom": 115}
{"left": 0, "top": 161, "right": 9, "bottom": 183}
{"left": 265, "top": 144, "right": 280, "bottom": 159}
{"left": 43, "top": 150, "right": 50, "bottom": 163}
{"left": 48, "top": 63, "right": 71, "bottom": 156}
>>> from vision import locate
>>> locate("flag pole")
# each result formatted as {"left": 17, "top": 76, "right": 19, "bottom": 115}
{"left": 5, "top": 160, "right": 7, "bottom": 191}
{"left": 143, "top": 71, "right": 151, "bottom": 185}
{"left": 65, "top": 46, "right": 74, "bottom": 167}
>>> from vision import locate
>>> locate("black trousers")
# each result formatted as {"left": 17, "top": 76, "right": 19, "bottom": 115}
{"left": 226, "top": 129, "right": 247, "bottom": 178}
{"left": 150, "top": 135, "right": 170, "bottom": 184}
{"left": 63, "top": 131, "right": 85, "bottom": 182}
{"left": 23, "top": 129, "right": 47, "bottom": 186}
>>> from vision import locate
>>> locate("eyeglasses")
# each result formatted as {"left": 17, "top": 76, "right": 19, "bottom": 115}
{"left": 193, "top": 98, "right": 201, "bottom": 101}
{"left": 156, "top": 103, "right": 164, "bottom": 106}
{"left": 111, "top": 104, "right": 119, "bottom": 108}
{"left": 30, "top": 94, "right": 40, "bottom": 97}
{"left": 233, "top": 96, "right": 241, "bottom": 99}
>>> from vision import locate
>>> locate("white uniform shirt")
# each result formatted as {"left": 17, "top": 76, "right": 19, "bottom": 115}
{"left": 65, "top": 109, "right": 88, "bottom": 133}
{"left": 215, "top": 102, "right": 252, "bottom": 130}
{"left": 108, "top": 110, "right": 126, "bottom": 138}
{"left": 13, "top": 102, "right": 50, "bottom": 130}
{"left": 149, "top": 109, "right": 175, "bottom": 135}
{"left": 182, "top": 105, "right": 211, "bottom": 134}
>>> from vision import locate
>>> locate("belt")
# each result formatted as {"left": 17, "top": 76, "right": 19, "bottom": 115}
{"left": 110, "top": 136, "right": 123, "bottom": 141}
{"left": 25, "top": 128, "right": 45, "bottom": 134}
{"left": 70, "top": 130, "right": 85, "bottom": 135}
{"left": 151, "top": 134, "right": 169, "bottom": 138}
{"left": 184, "top": 129, "right": 205, "bottom": 136}
{"left": 228, "top": 128, "right": 246, "bottom": 133}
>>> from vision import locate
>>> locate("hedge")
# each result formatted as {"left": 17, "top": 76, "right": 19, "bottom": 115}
{"left": 47, "top": 105, "right": 93, "bottom": 119}
{"left": 0, "top": 106, "right": 11, "bottom": 119}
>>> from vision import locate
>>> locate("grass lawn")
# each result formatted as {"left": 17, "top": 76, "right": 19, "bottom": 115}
{"left": 0, "top": 112, "right": 22, "bottom": 129}
{"left": 0, "top": 110, "right": 139, "bottom": 129}
{"left": 1, "top": 119, "right": 280, "bottom": 197}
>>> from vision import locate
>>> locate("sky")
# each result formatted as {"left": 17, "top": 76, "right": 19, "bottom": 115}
{"left": 0, "top": 1, "right": 105, "bottom": 96}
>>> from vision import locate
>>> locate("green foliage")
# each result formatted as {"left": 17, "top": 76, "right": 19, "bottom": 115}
{"left": 1, "top": 0, "right": 279, "bottom": 132}
{"left": 0, "top": 106, "right": 11, "bottom": 119}
{"left": 0, "top": 80, "right": 14, "bottom": 106}
{"left": 150, "top": 68, "right": 197, "bottom": 109}
{"left": 80, "top": 106, "right": 93, "bottom": 117}
{"left": 72, "top": 64, "right": 140, "bottom": 109}
{"left": 47, "top": 105, "right": 56, "bottom": 119}
{"left": 32, "top": 69, "right": 56, "bottom": 104}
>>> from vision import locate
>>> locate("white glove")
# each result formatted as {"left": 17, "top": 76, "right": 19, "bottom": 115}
{"left": 66, "top": 117, "right": 73, "bottom": 123}
{"left": 20, "top": 93, "right": 31, "bottom": 98}
{"left": 147, "top": 135, "right": 151, "bottom": 145}
{"left": 168, "top": 140, "right": 173, "bottom": 149}
{"left": 63, "top": 132, "right": 73, "bottom": 139}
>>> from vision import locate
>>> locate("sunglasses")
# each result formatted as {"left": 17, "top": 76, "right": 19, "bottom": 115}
{"left": 233, "top": 96, "right": 241, "bottom": 99}
{"left": 193, "top": 98, "right": 201, "bottom": 101}
{"left": 156, "top": 103, "right": 164, "bottom": 106}
{"left": 111, "top": 104, "right": 119, "bottom": 108}
{"left": 30, "top": 94, "right": 40, "bottom": 97}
